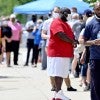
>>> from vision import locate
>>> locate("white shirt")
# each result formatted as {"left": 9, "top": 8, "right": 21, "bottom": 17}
{"left": 42, "top": 18, "right": 53, "bottom": 46}
{"left": 25, "top": 20, "right": 34, "bottom": 39}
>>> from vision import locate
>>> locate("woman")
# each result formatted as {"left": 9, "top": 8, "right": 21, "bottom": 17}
{"left": 1, "top": 20, "right": 12, "bottom": 67}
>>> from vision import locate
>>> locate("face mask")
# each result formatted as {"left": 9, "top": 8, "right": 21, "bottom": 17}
{"left": 67, "top": 14, "right": 71, "bottom": 21}
{"left": 52, "top": 12, "right": 59, "bottom": 18}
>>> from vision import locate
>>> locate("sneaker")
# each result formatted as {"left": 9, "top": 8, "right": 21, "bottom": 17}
{"left": 82, "top": 84, "right": 89, "bottom": 91}
{"left": 51, "top": 87, "right": 56, "bottom": 91}
{"left": 52, "top": 98, "right": 55, "bottom": 100}
{"left": 14, "top": 63, "right": 18, "bottom": 65}
{"left": 24, "top": 64, "right": 28, "bottom": 66}
{"left": 7, "top": 65, "right": 12, "bottom": 67}
{"left": 69, "top": 73, "right": 75, "bottom": 78}
{"left": 67, "top": 87, "right": 77, "bottom": 91}
{"left": 52, "top": 92, "right": 57, "bottom": 100}
{"left": 55, "top": 90, "right": 71, "bottom": 100}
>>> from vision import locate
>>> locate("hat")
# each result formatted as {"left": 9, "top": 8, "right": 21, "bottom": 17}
{"left": 10, "top": 14, "right": 16, "bottom": 18}
{"left": 83, "top": 9, "right": 92, "bottom": 17}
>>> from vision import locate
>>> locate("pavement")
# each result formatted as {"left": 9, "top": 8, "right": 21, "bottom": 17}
{"left": 0, "top": 48, "right": 90, "bottom": 100}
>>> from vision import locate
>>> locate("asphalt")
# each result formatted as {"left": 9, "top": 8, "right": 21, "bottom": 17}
{"left": 0, "top": 48, "right": 90, "bottom": 100}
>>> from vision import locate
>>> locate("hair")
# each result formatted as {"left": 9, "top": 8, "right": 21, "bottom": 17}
{"left": 71, "top": 7, "right": 77, "bottom": 13}
{"left": 60, "top": 7, "right": 71, "bottom": 15}
{"left": 52, "top": 6, "right": 60, "bottom": 11}
{"left": 32, "top": 15, "right": 37, "bottom": 22}
{"left": 60, "top": 7, "right": 71, "bottom": 22}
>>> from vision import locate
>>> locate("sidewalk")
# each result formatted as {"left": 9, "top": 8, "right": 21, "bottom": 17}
{"left": 0, "top": 48, "right": 90, "bottom": 100}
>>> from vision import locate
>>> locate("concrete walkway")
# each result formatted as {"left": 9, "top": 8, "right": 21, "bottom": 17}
{"left": 0, "top": 48, "right": 90, "bottom": 100}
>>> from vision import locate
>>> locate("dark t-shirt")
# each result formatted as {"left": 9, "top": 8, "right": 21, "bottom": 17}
{"left": 84, "top": 17, "right": 100, "bottom": 59}
{"left": 1, "top": 26, "right": 12, "bottom": 38}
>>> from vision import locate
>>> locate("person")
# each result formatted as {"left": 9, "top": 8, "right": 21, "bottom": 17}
{"left": 0, "top": 26, "right": 2, "bottom": 63}
{"left": 1, "top": 20, "right": 12, "bottom": 67}
{"left": 42, "top": 6, "right": 77, "bottom": 92}
{"left": 82, "top": 2, "right": 100, "bottom": 100}
{"left": 24, "top": 15, "right": 37, "bottom": 66}
{"left": 47, "top": 7, "right": 77, "bottom": 100}
{"left": 78, "top": 9, "right": 93, "bottom": 91}
{"left": 69, "top": 13, "right": 85, "bottom": 78}
{"left": 8, "top": 14, "right": 22, "bottom": 65}
{"left": 41, "top": 6, "right": 60, "bottom": 71}
{"left": 32, "top": 19, "right": 43, "bottom": 67}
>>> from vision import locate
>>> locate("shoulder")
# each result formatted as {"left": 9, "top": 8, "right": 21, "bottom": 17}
{"left": 51, "top": 18, "right": 61, "bottom": 25}
{"left": 43, "top": 18, "right": 53, "bottom": 24}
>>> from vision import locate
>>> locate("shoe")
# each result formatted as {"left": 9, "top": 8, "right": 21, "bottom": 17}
{"left": 52, "top": 98, "right": 55, "bottom": 100}
{"left": 7, "top": 65, "right": 12, "bottom": 67}
{"left": 51, "top": 87, "right": 56, "bottom": 91}
{"left": 34, "top": 64, "right": 37, "bottom": 67}
{"left": 69, "top": 73, "right": 75, "bottom": 78}
{"left": 41, "top": 67, "right": 46, "bottom": 70}
{"left": 82, "top": 84, "right": 90, "bottom": 91}
{"left": 14, "top": 63, "right": 18, "bottom": 65}
{"left": 24, "top": 64, "right": 28, "bottom": 66}
{"left": 74, "top": 72, "right": 79, "bottom": 78}
{"left": 67, "top": 87, "right": 77, "bottom": 91}
{"left": 55, "top": 90, "right": 71, "bottom": 100}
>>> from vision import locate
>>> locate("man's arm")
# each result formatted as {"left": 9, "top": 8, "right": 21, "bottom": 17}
{"left": 56, "top": 32, "right": 73, "bottom": 43}
{"left": 56, "top": 32, "right": 77, "bottom": 47}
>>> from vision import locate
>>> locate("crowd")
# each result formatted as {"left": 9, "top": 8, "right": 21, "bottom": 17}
{"left": 0, "top": 1, "right": 100, "bottom": 100}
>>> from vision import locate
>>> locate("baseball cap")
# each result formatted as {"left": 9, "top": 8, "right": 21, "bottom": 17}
{"left": 83, "top": 9, "right": 92, "bottom": 17}
{"left": 10, "top": 14, "right": 16, "bottom": 18}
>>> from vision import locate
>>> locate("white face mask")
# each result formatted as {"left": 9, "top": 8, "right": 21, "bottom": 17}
{"left": 52, "top": 12, "right": 59, "bottom": 18}
{"left": 67, "top": 14, "right": 71, "bottom": 21}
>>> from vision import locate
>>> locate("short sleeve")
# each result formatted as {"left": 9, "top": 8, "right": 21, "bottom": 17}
{"left": 50, "top": 19, "right": 64, "bottom": 35}
{"left": 83, "top": 25, "right": 91, "bottom": 40}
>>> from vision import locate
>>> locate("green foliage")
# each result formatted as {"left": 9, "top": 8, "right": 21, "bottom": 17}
{"left": 0, "top": 0, "right": 37, "bottom": 23}
{"left": 0, "top": 0, "right": 37, "bottom": 16}
{"left": 17, "top": 0, "right": 35, "bottom": 5}
{"left": 83, "top": 0, "right": 100, "bottom": 6}
{"left": 83, "top": 0, "right": 99, "bottom": 3}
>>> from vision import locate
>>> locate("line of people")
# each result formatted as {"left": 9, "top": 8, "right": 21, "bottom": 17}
{"left": 43, "top": 2, "right": 100, "bottom": 100}
{"left": 0, "top": 2, "right": 100, "bottom": 100}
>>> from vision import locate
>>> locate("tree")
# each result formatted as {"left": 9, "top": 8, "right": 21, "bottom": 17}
{"left": 0, "top": 0, "right": 36, "bottom": 16}
{"left": 83, "top": 0, "right": 100, "bottom": 6}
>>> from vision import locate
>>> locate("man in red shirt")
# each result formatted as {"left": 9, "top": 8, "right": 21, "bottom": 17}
{"left": 47, "top": 8, "right": 77, "bottom": 100}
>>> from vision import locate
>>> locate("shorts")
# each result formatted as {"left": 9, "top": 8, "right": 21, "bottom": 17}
{"left": 47, "top": 57, "right": 71, "bottom": 78}
{"left": 6, "top": 41, "right": 12, "bottom": 52}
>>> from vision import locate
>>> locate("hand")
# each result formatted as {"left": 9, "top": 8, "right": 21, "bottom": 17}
{"left": 80, "top": 57, "right": 84, "bottom": 64}
{"left": 2, "top": 46, "right": 5, "bottom": 52}
{"left": 7, "top": 38, "right": 12, "bottom": 43}
{"left": 93, "top": 39, "right": 100, "bottom": 45}
{"left": 73, "top": 40, "right": 78, "bottom": 48}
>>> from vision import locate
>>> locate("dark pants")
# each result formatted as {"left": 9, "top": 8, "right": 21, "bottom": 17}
{"left": 25, "top": 39, "right": 34, "bottom": 65}
{"left": 12, "top": 41, "right": 20, "bottom": 64}
{"left": 90, "top": 59, "right": 100, "bottom": 100}
{"left": 41, "top": 40, "right": 47, "bottom": 69}
{"left": 32, "top": 44, "right": 40, "bottom": 64}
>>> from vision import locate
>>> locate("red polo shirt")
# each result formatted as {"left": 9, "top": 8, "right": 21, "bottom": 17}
{"left": 47, "top": 18, "right": 74, "bottom": 57}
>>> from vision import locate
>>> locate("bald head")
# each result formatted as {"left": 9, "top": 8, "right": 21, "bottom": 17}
{"left": 94, "top": 2, "right": 100, "bottom": 18}
{"left": 94, "top": 2, "right": 100, "bottom": 9}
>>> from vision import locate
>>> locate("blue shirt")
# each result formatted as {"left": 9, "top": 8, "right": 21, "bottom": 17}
{"left": 84, "top": 17, "right": 100, "bottom": 59}
{"left": 32, "top": 29, "right": 41, "bottom": 45}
